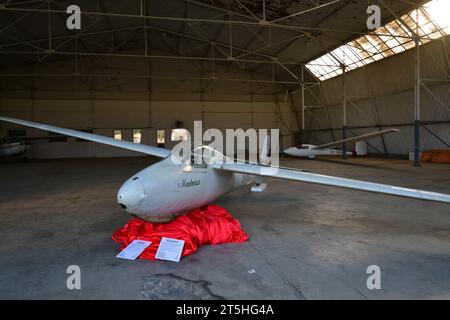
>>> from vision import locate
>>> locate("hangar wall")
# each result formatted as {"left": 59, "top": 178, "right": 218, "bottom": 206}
{"left": 0, "top": 67, "right": 296, "bottom": 158}
{"left": 0, "top": 49, "right": 297, "bottom": 159}
{"left": 0, "top": 97, "right": 294, "bottom": 159}
{"left": 295, "top": 37, "right": 450, "bottom": 156}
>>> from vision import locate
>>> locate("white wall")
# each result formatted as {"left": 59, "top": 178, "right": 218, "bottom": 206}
{"left": 0, "top": 97, "right": 295, "bottom": 158}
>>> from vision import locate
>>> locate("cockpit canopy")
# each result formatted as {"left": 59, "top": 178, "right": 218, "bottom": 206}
{"left": 177, "top": 145, "right": 225, "bottom": 168}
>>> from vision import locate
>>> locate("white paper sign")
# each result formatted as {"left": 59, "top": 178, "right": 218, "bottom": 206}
{"left": 116, "top": 239, "right": 152, "bottom": 260}
{"left": 155, "top": 237, "right": 185, "bottom": 262}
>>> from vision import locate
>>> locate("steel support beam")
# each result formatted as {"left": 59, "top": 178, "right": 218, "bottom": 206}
{"left": 342, "top": 64, "right": 347, "bottom": 159}
{"left": 301, "top": 66, "right": 305, "bottom": 144}
{"left": 306, "top": 120, "right": 450, "bottom": 132}
{"left": 271, "top": 0, "right": 342, "bottom": 24}
{"left": 235, "top": 0, "right": 260, "bottom": 20}
{"left": 422, "top": 125, "right": 450, "bottom": 149}
{"left": 0, "top": 49, "right": 299, "bottom": 66}
{"left": 0, "top": 72, "right": 299, "bottom": 85}
{"left": 0, "top": 23, "right": 403, "bottom": 71}
{"left": 0, "top": 22, "right": 301, "bottom": 66}
{"left": 0, "top": 5, "right": 418, "bottom": 39}
{"left": 413, "top": 13, "right": 421, "bottom": 167}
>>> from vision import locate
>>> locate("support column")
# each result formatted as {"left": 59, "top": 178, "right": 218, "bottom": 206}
{"left": 301, "top": 66, "right": 305, "bottom": 145}
{"left": 342, "top": 64, "right": 347, "bottom": 160}
{"left": 414, "top": 24, "right": 421, "bottom": 167}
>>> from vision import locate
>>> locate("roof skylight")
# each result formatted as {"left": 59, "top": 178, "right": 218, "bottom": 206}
{"left": 305, "top": 0, "right": 450, "bottom": 81}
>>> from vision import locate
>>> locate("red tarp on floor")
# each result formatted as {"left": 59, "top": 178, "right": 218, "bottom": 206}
{"left": 112, "top": 205, "right": 248, "bottom": 261}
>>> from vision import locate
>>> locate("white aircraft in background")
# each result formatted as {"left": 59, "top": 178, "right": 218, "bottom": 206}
{"left": 284, "top": 129, "right": 399, "bottom": 158}
{"left": 0, "top": 137, "right": 29, "bottom": 157}
{"left": 0, "top": 116, "right": 449, "bottom": 223}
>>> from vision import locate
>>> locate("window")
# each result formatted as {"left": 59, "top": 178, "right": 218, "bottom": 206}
{"left": 157, "top": 130, "right": 165, "bottom": 145}
{"left": 171, "top": 128, "right": 189, "bottom": 141}
{"left": 114, "top": 130, "right": 122, "bottom": 141}
{"left": 133, "top": 129, "right": 142, "bottom": 144}
{"left": 305, "top": 0, "right": 450, "bottom": 81}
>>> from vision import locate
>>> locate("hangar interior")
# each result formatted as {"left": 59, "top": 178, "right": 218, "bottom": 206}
{"left": 0, "top": 0, "right": 449, "bottom": 299}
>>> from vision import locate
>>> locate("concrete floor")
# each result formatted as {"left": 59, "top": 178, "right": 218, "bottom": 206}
{"left": 0, "top": 156, "right": 449, "bottom": 299}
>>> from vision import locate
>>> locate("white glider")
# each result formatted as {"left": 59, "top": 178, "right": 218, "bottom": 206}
{"left": 0, "top": 137, "right": 28, "bottom": 157}
{"left": 0, "top": 116, "right": 449, "bottom": 222}
{"left": 284, "top": 129, "right": 399, "bottom": 158}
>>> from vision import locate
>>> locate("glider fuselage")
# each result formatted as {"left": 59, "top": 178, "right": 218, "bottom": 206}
{"left": 0, "top": 141, "right": 28, "bottom": 157}
{"left": 284, "top": 145, "right": 353, "bottom": 158}
{"left": 117, "top": 156, "right": 251, "bottom": 222}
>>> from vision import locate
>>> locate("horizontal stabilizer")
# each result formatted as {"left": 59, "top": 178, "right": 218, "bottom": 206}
{"left": 213, "top": 162, "right": 450, "bottom": 204}
{"left": 0, "top": 116, "right": 171, "bottom": 158}
{"left": 313, "top": 129, "right": 399, "bottom": 150}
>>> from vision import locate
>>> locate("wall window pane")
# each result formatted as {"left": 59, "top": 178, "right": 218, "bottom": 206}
{"left": 171, "top": 128, "right": 189, "bottom": 141}
{"left": 133, "top": 129, "right": 142, "bottom": 144}
{"left": 114, "top": 130, "right": 122, "bottom": 140}
{"left": 157, "top": 130, "right": 165, "bottom": 144}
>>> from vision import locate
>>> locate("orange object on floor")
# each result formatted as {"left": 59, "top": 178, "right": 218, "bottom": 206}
{"left": 112, "top": 205, "right": 249, "bottom": 261}
{"left": 421, "top": 150, "right": 450, "bottom": 164}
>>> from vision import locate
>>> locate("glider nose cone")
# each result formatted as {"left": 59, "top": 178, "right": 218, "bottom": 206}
{"left": 284, "top": 148, "right": 295, "bottom": 156}
{"left": 117, "top": 179, "right": 145, "bottom": 211}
